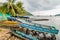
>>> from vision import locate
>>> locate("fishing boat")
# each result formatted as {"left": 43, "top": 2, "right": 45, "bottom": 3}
{"left": 3, "top": 21, "right": 18, "bottom": 27}
{"left": 8, "top": 17, "right": 59, "bottom": 40}
{"left": 10, "top": 28, "right": 38, "bottom": 40}
{"left": 10, "top": 24, "right": 57, "bottom": 40}
{"left": 13, "top": 16, "right": 49, "bottom": 21}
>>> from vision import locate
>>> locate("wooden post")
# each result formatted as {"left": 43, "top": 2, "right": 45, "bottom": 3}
{"left": 37, "top": 32, "right": 41, "bottom": 40}
{"left": 51, "top": 34, "right": 56, "bottom": 40}
{"left": 26, "top": 28, "right": 29, "bottom": 35}
{"left": 43, "top": 33, "right": 47, "bottom": 40}
{"left": 23, "top": 28, "right": 27, "bottom": 34}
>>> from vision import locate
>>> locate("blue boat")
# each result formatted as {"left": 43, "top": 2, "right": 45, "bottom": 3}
{"left": 18, "top": 23, "right": 59, "bottom": 34}
{"left": 10, "top": 28, "right": 38, "bottom": 40}
{"left": 8, "top": 17, "right": 59, "bottom": 40}
{"left": 7, "top": 17, "right": 59, "bottom": 34}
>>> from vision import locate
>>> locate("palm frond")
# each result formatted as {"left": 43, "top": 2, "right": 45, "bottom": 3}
{"left": 0, "top": 0, "right": 32, "bottom": 16}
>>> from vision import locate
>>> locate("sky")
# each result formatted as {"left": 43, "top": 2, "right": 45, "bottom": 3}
{"left": 0, "top": 0, "right": 60, "bottom": 15}
{"left": 21, "top": 0, "right": 60, "bottom": 15}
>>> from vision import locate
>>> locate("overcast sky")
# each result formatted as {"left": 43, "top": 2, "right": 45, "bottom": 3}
{"left": 0, "top": 0, "right": 60, "bottom": 15}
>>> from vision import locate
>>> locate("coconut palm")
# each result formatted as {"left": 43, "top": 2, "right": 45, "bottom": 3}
{"left": 0, "top": 0, "right": 32, "bottom": 16}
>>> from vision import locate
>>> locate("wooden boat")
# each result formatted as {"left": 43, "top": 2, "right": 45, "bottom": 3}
{"left": 10, "top": 26, "right": 56, "bottom": 40}
{"left": 3, "top": 21, "right": 18, "bottom": 24}
{"left": 18, "top": 23, "right": 59, "bottom": 34}
{"left": 8, "top": 17, "right": 58, "bottom": 40}
{"left": 2, "top": 20, "right": 18, "bottom": 27}
{"left": 10, "top": 28, "right": 38, "bottom": 40}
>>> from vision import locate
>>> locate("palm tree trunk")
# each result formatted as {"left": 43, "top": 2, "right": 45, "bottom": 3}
{"left": 10, "top": 4, "right": 16, "bottom": 16}
{"left": 7, "top": 2, "right": 10, "bottom": 13}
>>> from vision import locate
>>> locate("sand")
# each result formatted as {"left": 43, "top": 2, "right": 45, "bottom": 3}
{"left": 0, "top": 28, "right": 23, "bottom": 40}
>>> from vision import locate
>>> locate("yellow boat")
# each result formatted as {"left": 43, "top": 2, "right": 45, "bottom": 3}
{"left": 2, "top": 20, "right": 18, "bottom": 27}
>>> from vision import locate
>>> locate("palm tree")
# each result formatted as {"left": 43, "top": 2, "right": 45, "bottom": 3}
{"left": 0, "top": 0, "right": 32, "bottom": 16}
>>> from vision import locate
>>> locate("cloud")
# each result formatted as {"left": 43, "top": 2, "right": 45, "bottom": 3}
{"left": 0, "top": 0, "right": 7, "bottom": 3}
{"left": 21, "top": 0, "right": 60, "bottom": 12}
{"left": 32, "top": 5, "right": 60, "bottom": 15}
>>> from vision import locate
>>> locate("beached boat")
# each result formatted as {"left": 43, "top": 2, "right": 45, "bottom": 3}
{"left": 3, "top": 21, "right": 18, "bottom": 26}
{"left": 8, "top": 17, "right": 58, "bottom": 40}
{"left": 10, "top": 25, "right": 57, "bottom": 40}
{"left": 10, "top": 28, "right": 38, "bottom": 40}
{"left": 18, "top": 23, "right": 58, "bottom": 34}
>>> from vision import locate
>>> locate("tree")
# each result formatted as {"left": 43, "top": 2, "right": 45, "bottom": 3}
{"left": 0, "top": 0, "right": 32, "bottom": 16}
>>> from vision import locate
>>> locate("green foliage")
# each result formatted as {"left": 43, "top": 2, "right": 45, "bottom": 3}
{"left": 16, "top": 2, "right": 23, "bottom": 8}
{"left": 0, "top": 0, "right": 32, "bottom": 16}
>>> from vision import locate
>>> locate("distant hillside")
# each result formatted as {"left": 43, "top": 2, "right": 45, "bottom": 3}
{"left": 55, "top": 14, "right": 60, "bottom": 16}
{"left": 24, "top": 11, "right": 33, "bottom": 16}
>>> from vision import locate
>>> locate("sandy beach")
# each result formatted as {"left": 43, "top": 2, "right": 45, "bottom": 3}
{"left": 0, "top": 27, "right": 23, "bottom": 40}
